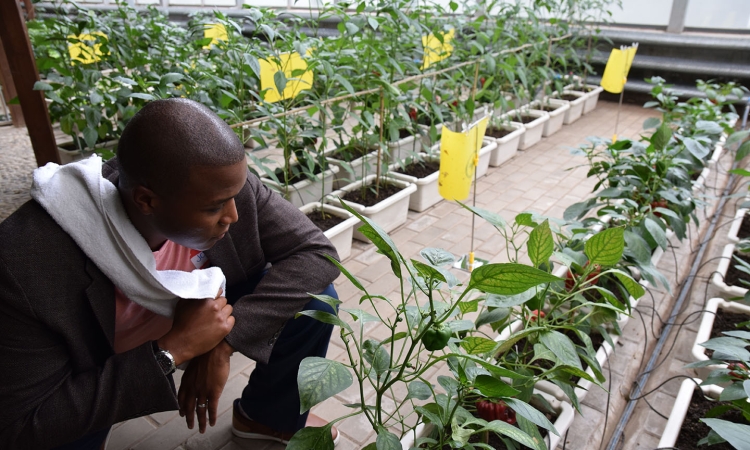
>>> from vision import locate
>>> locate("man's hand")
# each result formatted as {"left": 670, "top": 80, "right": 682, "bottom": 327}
{"left": 157, "top": 290, "right": 234, "bottom": 366}
{"left": 177, "top": 340, "right": 235, "bottom": 433}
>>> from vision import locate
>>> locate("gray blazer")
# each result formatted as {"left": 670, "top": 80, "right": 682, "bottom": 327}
{"left": 0, "top": 159, "right": 340, "bottom": 449}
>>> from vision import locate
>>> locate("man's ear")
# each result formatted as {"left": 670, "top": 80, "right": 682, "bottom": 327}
{"left": 131, "top": 185, "right": 160, "bottom": 215}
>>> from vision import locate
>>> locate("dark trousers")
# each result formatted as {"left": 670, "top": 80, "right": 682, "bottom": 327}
{"left": 58, "top": 279, "right": 337, "bottom": 448}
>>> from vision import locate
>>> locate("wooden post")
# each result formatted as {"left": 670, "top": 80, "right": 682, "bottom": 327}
{"left": 0, "top": 36, "right": 25, "bottom": 127}
{"left": 0, "top": 0, "right": 59, "bottom": 165}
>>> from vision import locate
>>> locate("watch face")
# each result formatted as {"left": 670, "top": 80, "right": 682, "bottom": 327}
{"left": 155, "top": 349, "right": 175, "bottom": 375}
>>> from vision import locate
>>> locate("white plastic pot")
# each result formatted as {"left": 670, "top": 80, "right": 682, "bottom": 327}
{"left": 582, "top": 85, "right": 604, "bottom": 114}
{"left": 531, "top": 99, "right": 570, "bottom": 137}
{"left": 324, "top": 146, "right": 381, "bottom": 189}
{"left": 658, "top": 379, "right": 722, "bottom": 449}
{"left": 504, "top": 109, "right": 550, "bottom": 150}
{"left": 387, "top": 154, "right": 441, "bottom": 212}
{"left": 711, "top": 243, "right": 750, "bottom": 298}
{"left": 399, "top": 390, "right": 575, "bottom": 450}
{"left": 325, "top": 175, "right": 416, "bottom": 241}
{"left": 298, "top": 202, "right": 359, "bottom": 261}
{"left": 728, "top": 208, "right": 748, "bottom": 243}
{"left": 261, "top": 165, "right": 340, "bottom": 208}
{"left": 559, "top": 90, "right": 586, "bottom": 125}
{"left": 486, "top": 122, "right": 525, "bottom": 167}
{"left": 475, "top": 139, "right": 498, "bottom": 178}
{"left": 57, "top": 140, "right": 118, "bottom": 165}
{"left": 387, "top": 132, "right": 423, "bottom": 165}
{"left": 690, "top": 297, "right": 750, "bottom": 380}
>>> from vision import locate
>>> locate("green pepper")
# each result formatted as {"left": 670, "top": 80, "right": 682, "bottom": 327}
{"left": 421, "top": 324, "right": 451, "bottom": 351}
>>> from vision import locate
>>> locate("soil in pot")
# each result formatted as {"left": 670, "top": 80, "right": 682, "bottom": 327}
{"left": 341, "top": 181, "right": 404, "bottom": 207}
{"left": 723, "top": 252, "right": 750, "bottom": 289}
{"left": 537, "top": 104, "right": 561, "bottom": 112}
{"left": 517, "top": 115, "right": 540, "bottom": 124}
{"left": 273, "top": 161, "right": 328, "bottom": 185}
{"left": 306, "top": 209, "right": 345, "bottom": 232}
{"left": 560, "top": 94, "right": 580, "bottom": 102}
{"left": 486, "top": 127, "right": 513, "bottom": 139}
{"left": 674, "top": 389, "right": 749, "bottom": 450}
{"left": 393, "top": 160, "right": 440, "bottom": 178}
{"left": 738, "top": 215, "right": 750, "bottom": 240}
{"left": 332, "top": 143, "right": 377, "bottom": 162}
{"left": 704, "top": 309, "right": 750, "bottom": 359}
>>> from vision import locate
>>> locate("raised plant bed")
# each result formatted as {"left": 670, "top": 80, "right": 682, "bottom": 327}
{"left": 324, "top": 144, "right": 381, "bottom": 189}
{"left": 711, "top": 243, "right": 750, "bottom": 298}
{"left": 261, "top": 164, "right": 340, "bottom": 208}
{"left": 690, "top": 297, "right": 750, "bottom": 380}
{"left": 531, "top": 99, "right": 571, "bottom": 137}
{"left": 581, "top": 85, "right": 604, "bottom": 114}
{"left": 387, "top": 154, "right": 441, "bottom": 212}
{"left": 485, "top": 121, "right": 525, "bottom": 167}
{"left": 399, "top": 390, "right": 575, "bottom": 450}
{"left": 324, "top": 175, "right": 416, "bottom": 241}
{"left": 728, "top": 208, "right": 749, "bottom": 243}
{"left": 299, "top": 202, "right": 359, "bottom": 261}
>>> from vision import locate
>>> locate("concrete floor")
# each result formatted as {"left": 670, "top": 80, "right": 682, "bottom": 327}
{"left": 1, "top": 99, "right": 739, "bottom": 450}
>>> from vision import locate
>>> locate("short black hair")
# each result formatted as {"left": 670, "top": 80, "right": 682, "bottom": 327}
{"left": 117, "top": 98, "right": 246, "bottom": 195}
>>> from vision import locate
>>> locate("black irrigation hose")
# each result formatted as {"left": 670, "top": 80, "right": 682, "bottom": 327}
{"left": 604, "top": 163, "right": 740, "bottom": 450}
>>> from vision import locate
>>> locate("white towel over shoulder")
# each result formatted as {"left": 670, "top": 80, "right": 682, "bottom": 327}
{"left": 31, "top": 156, "right": 226, "bottom": 317}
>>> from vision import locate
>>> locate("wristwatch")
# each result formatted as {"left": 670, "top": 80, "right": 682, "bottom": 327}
{"left": 152, "top": 341, "right": 176, "bottom": 375}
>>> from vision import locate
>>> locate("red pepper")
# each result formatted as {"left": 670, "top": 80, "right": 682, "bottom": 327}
{"left": 480, "top": 77, "right": 486, "bottom": 87}
{"left": 728, "top": 363, "right": 748, "bottom": 379}
{"left": 451, "top": 100, "right": 458, "bottom": 108}
{"left": 650, "top": 199, "right": 668, "bottom": 218}
{"left": 409, "top": 108, "right": 418, "bottom": 120}
{"left": 565, "top": 262, "right": 600, "bottom": 291}
{"left": 528, "top": 309, "right": 545, "bottom": 322}
{"left": 475, "top": 400, "right": 516, "bottom": 424}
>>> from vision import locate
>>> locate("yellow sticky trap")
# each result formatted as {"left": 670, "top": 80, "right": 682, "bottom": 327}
{"left": 612, "top": 134, "right": 618, "bottom": 143}
{"left": 601, "top": 45, "right": 638, "bottom": 94}
{"left": 421, "top": 28, "right": 455, "bottom": 70}
{"left": 68, "top": 32, "right": 108, "bottom": 65}
{"left": 438, "top": 117, "right": 489, "bottom": 201}
{"left": 204, "top": 23, "right": 228, "bottom": 49}
{"left": 259, "top": 52, "right": 314, "bottom": 103}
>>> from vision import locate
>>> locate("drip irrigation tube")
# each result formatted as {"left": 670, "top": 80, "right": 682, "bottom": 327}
{"left": 604, "top": 155, "right": 740, "bottom": 449}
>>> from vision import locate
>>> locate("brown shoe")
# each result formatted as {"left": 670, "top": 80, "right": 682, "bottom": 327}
{"left": 231, "top": 399, "right": 340, "bottom": 446}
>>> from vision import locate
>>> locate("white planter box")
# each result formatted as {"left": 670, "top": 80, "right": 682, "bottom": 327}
{"left": 324, "top": 146, "right": 381, "bottom": 189}
{"left": 387, "top": 154, "right": 441, "bottom": 212}
{"left": 261, "top": 165, "right": 340, "bottom": 208}
{"left": 427, "top": 139, "right": 496, "bottom": 180}
{"left": 728, "top": 208, "right": 748, "bottom": 243}
{"left": 690, "top": 298, "right": 750, "bottom": 380}
{"left": 531, "top": 99, "right": 570, "bottom": 137}
{"left": 711, "top": 243, "right": 750, "bottom": 298}
{"left": 298, "top": 202, "right": 359, "bottom": 261}
{"left": 504, "top": 109, "right": 550, "bottom": 150}
{"left": 400, "top": 390, "right": 574, "bottom": 450}
{"left": 487, "top": 122, "right": 525, "bottom": 167}
{"left": 324, "top": 175, "right": 416, "bottom": 241}
{"left": 692, "top": 166, "right": 711, "bottom": 197}
{"left": 650, "top": 229, "right": 675, "bottom": 269}
{"left": 387, "top": 133, "right": 422, "bottom": 165}
{"left": 559, "top": 90, "right": 586, "bottom": 125}
{"left": 582, "top": 85, "right": 604, "bottom": 114}
{"left": 658, "top": 379, "right": 722, "bottom": 449}
{"left": 57, "top": 140, "right": 118, "bottom": 165}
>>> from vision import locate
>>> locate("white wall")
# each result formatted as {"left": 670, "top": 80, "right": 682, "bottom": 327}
{"left": 608, "top": 0, "right": 673, "bottom": 26}
{"left": 685, "top": 0, "right": 750, "bottom": 29}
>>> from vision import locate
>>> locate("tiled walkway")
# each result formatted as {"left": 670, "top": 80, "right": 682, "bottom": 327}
{"left": 0, "top": 100, "right": 670, "bottom": 449}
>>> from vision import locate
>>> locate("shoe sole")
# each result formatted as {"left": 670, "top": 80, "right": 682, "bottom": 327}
{"left": 231, "top": 426, "right": 340, "bottom": 447}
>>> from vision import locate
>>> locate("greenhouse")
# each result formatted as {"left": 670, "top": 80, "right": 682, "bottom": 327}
{"left": 0, "top": 0, "right": 749, "bottom": 449}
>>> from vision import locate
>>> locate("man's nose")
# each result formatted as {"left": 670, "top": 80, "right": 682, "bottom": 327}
{"left": 221, "top": 198, "right": 239, "bottom": 226}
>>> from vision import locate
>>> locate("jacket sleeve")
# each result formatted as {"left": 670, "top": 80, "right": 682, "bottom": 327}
{"left": 0, "top": 256, "right": 179, "bottom": 450}
{"left": 223, "top": 173, "right": 341, "bottom": 363}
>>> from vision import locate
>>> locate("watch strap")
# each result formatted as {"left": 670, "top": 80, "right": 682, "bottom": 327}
{"left": 151, "top": 341, "right": 176, "bottom": 376}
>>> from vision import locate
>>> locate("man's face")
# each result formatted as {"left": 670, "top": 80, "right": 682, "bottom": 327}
{"left": 150, "top": 160, "right": 247, "bottom": 251}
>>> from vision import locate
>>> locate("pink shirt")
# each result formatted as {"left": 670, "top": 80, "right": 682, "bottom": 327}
{"left": 113, "top": 241, "right": 210, "bottom": 354}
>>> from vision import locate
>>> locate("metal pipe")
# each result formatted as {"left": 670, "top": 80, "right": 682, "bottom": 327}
{"left": 604, "top": 161, "right": 738, "bottom": 450}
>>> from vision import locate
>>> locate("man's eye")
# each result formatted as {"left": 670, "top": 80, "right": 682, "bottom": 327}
{"left": 206, "top": 205, "right": 223, "bottom": 213}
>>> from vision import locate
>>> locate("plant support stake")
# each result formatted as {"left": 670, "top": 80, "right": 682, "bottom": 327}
{"left": 604, "top": 162, "right": 738, "bottom": 450}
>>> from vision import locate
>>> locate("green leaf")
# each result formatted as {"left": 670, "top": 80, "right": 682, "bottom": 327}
{"left": 644, "top": 218, "right": 668, "bottom": 250}
{"left": 296, "top": 310, "right": 352, "bottom": 332}
{"left": 160, "top": 72, "right": 184, "bottom": 86}
{"left": 495, "top": 326, "right": 546, "bottom": 355}
{"left": 475, "top": 307, "right": 510, "bottom": 327}
{"left": 286, "top": 424, "right": 335, "bottom": 450}
{"left": 340, "top": 308, "right": 379, "bottom": 324}
{"left": 333, "top": 74, "right": 354, "bottom": 95}
{"left": 421, "top": 248, "right": 456, "bottom": 267}
{"left": 473, "top": 374, "right": 520, "bottom": 397}
{"left": 737, "top": 141, "right": 750, "bottom": 161}
{"left": 406, "top": 381, "right": 432, "bottom": 401}
{"left": 375, "top": 429, "right": 400, "bottom": 450}
{"left": 363, "top": 339, "right": 391, "bottom": 377}
{"left": 611, "top": 269, "right": 645, "bottom": 300}
{"left": 415, "top": 405, "right": 444, "bottom": 427}
{"left": 458, "top": 202, "right": 506, "bottom": 230}
{"left": 469, "top": 263, "right": 562, "bottom": 295}
{"left": 412, "top": 260, "right": 446, "bottom": 283}
{"left": 367, "top": 16, "right": 379, "bottom": 31}
{"left": 504, "top": 398, "right": 559, "bottom": 436}
{"left": 485, "top": 288, "right": 540, "bottom": 308}
{"left": 461, "top": 337, "right": 499, "bottom": 355}
{"left": 652, "top": 123, "right": 672, "bottom": 151}
{"left": 701, "top": 337, "right": 750, "bottom": 362}
{"left": 244, "top": 54, "right": 261, "bottom": 79}
{"left": 744, "top": 380, "right": 750, "bottom": 400}
{"left": 324, "top": 254, "right": 366, "bottom": 293}
{"left": 459, "top": 299, "right": 479, "bottom": 314}
{"left": 297, "top": 357, "right": 353, "bottom": 413}
{"left": 274, "top": 70, "right": 288, "bottom": 94}
{"left": 624, "top": 231, "right": 652, "bottom": 264}
{"left": 82, "top": 126, "right": 98, "bottom": 150}
{"left": 515, "top": 213, "right": 535, "bottom": 227}
{"left": 33, "top": 81, "right": 53, "bottom": 91}
{"left": 701, "top": 418, "right": 750, "bottom": 450}
{"left": 527, "top": 220, "right": 554, "bottom": 267}
{"left": 585, "top": 228, "right": 624, "bottom": 266}
{"left": 345, "top": 22, "right": 359, "bottom": 35}
{"left": 480, "top": 420, "right": 541, "bottom": 450}
{"left": 129, "top": 93, "right": 156, "bottom": 101}
{"left": 540, "top": 330, "right": 582, "bottom": 370}
{"left": 642, "top": 117, "right": 661, "bottom": 129}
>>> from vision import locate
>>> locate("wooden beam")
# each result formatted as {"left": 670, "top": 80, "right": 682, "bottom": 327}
{"left": 0, "top": 36, "right": 26, "bottom": 127}
{"left": 0, "top": 0, "right": 59, "bottom": 166}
